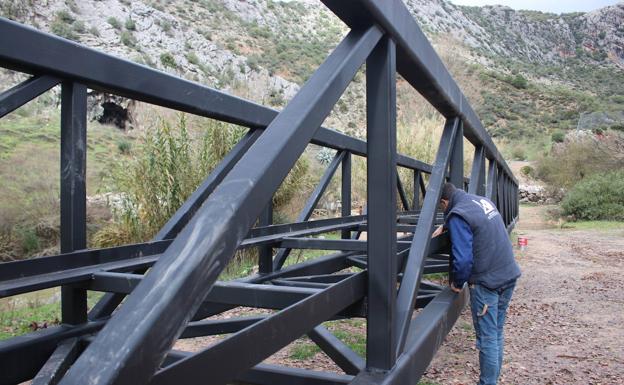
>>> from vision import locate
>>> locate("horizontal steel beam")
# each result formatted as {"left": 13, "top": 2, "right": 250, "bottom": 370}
{"left": 237, "top": 363, "right": 354, "bottom": 385}
{"left": 277, "top": 238, "right": 412, "bottom": 252}
{"left": 0, "top": 240, "right": 168, "bottom": 283}
{"left": 0, "top": 18, "right": 433, "bottom": 175}
{"left": 0, "top": 321, "right": 105, "bottom": 385}
{"left": 163, "top": 352, "right": 354, "bottom": 385}
{"left": 86, "top": 272, "right": 320, "bottom": 309}
{"left": 248, "top": 215, "right": 365, "bottom": 239}
{"left": 0, "top": 254, "right": 160, "bottom": 298}
{"left": 0, "top": 218, "right": 365, "bottom": 297}
{"left": 180, "top": 316, "right": 266, "bottom": 338}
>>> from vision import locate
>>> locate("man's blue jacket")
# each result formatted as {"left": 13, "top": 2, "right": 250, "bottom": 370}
{"left": 444, "top": 189, "right": 521, "bottom": 289}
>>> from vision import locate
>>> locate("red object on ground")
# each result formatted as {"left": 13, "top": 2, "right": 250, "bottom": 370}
{"left": 518, "top": 237, "right": 528, "bottom": 249}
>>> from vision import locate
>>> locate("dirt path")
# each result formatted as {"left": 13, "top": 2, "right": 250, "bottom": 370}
{"left": 422, "top": 205, "right": 624, "bottom": 385}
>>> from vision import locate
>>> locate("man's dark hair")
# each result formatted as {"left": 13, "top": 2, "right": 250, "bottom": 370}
{"left": 441, "top": 182, "right": 456, "bottom": 201}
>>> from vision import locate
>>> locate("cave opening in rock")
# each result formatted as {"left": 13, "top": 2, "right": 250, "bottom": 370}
{"left": 98, "top": 102, "right": 131, "bottom": 129}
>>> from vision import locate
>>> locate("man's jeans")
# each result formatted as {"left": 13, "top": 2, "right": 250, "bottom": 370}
{"left": 469, "top": 281, "right": 516, "bottom": 385}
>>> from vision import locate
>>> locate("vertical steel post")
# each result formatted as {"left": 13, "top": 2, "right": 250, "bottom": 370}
{"left": 449, "top": 121, "right": 464, "bottom": 188}
{"left": 60, "top": 82, "right": 87, "bottom": 325}
{"left": 396, "top": 174, "right": 410, "bottom": 211}
{"left": 413, "top": 170, "right": 421, "bottom": 209}
{"left": 487, "top": 159, "right": 498, "bottom": 205}
{"left": 258, "top": 200, "right": 273, "bottom": 274}
{"left": 341, "top": 152, "right": 352, "bottom": 239}
{"left": 468, "top": 146, "right": 485, "bottom": 196}
{"left": 366, "top": 35, "right": 397, "bottom": 370}
{"left": 497, "top": 167, "right": 505, "bottom": 224}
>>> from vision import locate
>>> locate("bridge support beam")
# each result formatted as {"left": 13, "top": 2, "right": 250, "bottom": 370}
{"left": 366, "top": 35, "right": 398, "bottom": 370}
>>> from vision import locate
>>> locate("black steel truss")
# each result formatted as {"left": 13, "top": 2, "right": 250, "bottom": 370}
{"left": 0, "top": 1, "right": 519, "bottom": 384}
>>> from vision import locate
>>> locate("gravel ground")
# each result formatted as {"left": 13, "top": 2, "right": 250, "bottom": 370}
{"left": 421, "top": 205, "right": 624, "bottom": 385}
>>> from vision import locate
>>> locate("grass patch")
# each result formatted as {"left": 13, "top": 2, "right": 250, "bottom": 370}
{"left": 0, "top": 291, "right": 103, "bottom": 340}
{"left": 561, "top": 221, "right": 624, "bottom": 231}
{"left": 288, "top": 319, "right": 367, "bottom": 361}
{"left": 0, "top": 110, "right": 132, "bottom": 259}
{"left": 423, "top": 272, "right": 448, "bottom": 284}
{"left": 324, "top": 318, "right": 366, "bottom": 357}
{"left": 289, "top": 338, "right": 321, "bottom": 360}
{"left": 331, "top": 328, "right": 366, "bottom": 357}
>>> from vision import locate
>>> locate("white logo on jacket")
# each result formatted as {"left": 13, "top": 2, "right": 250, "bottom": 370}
{"left": 472, "top": 199, "right": 499, "bottom": 219}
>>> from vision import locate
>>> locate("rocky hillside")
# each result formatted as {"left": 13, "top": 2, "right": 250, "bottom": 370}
{"left": 1, "top": 0, "right": 623, "bottom": 138}
{"left": 406, "top": 0, "right": 624, "bottom": 67}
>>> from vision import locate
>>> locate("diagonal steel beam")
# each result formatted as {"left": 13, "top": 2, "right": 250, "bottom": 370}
{"left": 393, "top": 117, "right": 459, "bottom": 355}
{"left": 150, "top": 273, "right": 366, "bottom": 385}
{"left": 58, "top": 26, "right": 383, "bottom": 385}
{"left": 31, "top": 338, "right": 81, "bottom": 385}
{"left": 308, "top": 325, "right": 364, "bottom": 375}
{"left": 0, "top": 75, "right": 60, "bottom": 118}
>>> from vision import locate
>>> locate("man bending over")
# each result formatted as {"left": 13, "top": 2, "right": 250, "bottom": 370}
{"left": 432, "top": 182, "right": 521, "bottom": 385}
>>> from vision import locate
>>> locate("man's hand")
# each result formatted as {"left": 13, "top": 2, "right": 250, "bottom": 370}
{"left": 431, "top": 225, "right": 445, "bottom": 238}
{"left": 450, "top": 282, "right": 462, "bottom": 293}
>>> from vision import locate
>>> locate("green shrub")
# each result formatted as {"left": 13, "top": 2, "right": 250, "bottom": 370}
{"left": 186, "top": 52, "right": 199, "bottom": 65}
{"left": 117, "top": 139, "right": 132, "bottom": 154}
{"left": 120, "top": 30, "right": 137, "bottom": 47}
{"left": 107, "top": 17, "right": 121, "bottom": 30}
{"left": 119, "top": 31, "right": 137, "bottom": 48}
{"left": 94, "top": 115, "right": 310, "bottom": 246}
{"left": 536, "top": 134, "right": 624, "bottom": 190}
{"left": 510, "top": 74, "right": 528, "bottom": 89}
{"left": 18, "top": 228, "right": 39, "bottom": 254}
{"left": 511, "top": 145, "right": 526, "bottom": 160}
{"left": 125, "top": 18, "right": 136, "bottom": 31}
{"left": 551, "top": 131, "right": 565, "bottom": 143}
{"left": 51, "top": 19, "right": 77, "bottom": 41}
{"left": 610, "top": 124, "right": 624, "bottom": 131}
{"left": 520, "top": 165, "right": 535, "bottom": 179}
{"left": 160, "top": 52, "right": 177, "bottom": 68}
{"left": 561, "top": 170, "right": 624, "bottom": 220}
{"left": 57, "top": 10, "right": 74, "bottom": 23}
{"left": 51, "top": 11, "right": 78, "bottom": 41}
{"left": 72, "top": 20, "right": 86, "bottom": 34}
{"left": 158, "top": 19, "right": 172, "bottom": 33}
